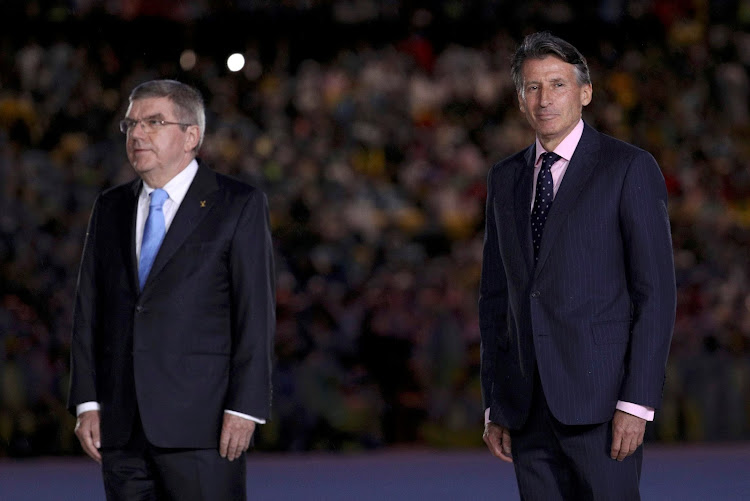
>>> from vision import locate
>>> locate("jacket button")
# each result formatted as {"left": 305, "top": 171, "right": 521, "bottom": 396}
{"left": 135, "top": 306, "right": 144, "bottom": 313}
{"left": 530, "top": 291, "right": 540, "bottom": 298}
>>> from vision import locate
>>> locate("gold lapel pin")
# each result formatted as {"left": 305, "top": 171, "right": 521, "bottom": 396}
{"left": 200, "top": 200, "right": 206, "bottom": 208}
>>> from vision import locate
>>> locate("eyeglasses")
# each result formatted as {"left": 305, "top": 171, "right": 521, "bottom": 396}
{"left": 119, "top": 118, "right": 194, "bottom": 134}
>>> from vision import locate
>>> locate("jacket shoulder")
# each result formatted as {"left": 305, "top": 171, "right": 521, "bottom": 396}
{"left": 591, "top": 128, "right": 653, "bottom": 163}
{"left": 214, "top": 172, "right": 265, "bottom": 199}
{"left": 96, "top": 179, "right": 139, "bottom": 205}
{"left": 488, "top": 147, "right": 530, "bottom": 182}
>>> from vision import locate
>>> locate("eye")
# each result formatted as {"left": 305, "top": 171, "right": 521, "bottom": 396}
{"left": 146, "top": 119, "right": 162, "bottom": 127}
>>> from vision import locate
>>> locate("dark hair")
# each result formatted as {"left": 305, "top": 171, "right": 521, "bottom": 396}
{"left": 511, "top": 32, "right": 591, "bottom": 93}
{"left": 129, "top": 79, "right": 206, "bottom": 151}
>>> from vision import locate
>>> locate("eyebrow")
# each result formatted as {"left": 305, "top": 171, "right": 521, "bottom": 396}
{"left": 126, "top": 113, "right": 166, "bottom": 120}
{"left": 525, "top": 77, "right": 568, "bottom": 86}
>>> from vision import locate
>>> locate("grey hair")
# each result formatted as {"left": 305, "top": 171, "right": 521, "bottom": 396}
{"left": 511, "top": 32, "right": 591, "bottom": 94}
{"left": 129, "top": 79, "right": 206, "bottom": 152}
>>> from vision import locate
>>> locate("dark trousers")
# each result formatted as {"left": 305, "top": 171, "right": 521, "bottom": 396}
{"left": 510, "top": 371, "right": 642, "bottom": 501}
{"left": 101, "top": 412, "right": 247, "bottom": 501}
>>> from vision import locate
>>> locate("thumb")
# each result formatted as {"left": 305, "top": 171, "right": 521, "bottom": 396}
{"left": 91, "top": 418, "right": 101, "bottom": 449}
{"left": 501, "top": 428, "right": 512, "bottom": 456}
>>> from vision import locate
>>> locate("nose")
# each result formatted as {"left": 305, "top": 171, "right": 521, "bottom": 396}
{"left": 539, "top": 86, "right": 552, "bottom": 107}
{"left": 129, "top": 120, "right": 147, "bottom": 140}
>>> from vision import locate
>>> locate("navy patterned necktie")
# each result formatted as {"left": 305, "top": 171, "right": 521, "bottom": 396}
{"left": 139, "top": 188, "right": 169, "bottom": 289}
{"left": 530, "top": 152, "right": 560, "bottom": 262}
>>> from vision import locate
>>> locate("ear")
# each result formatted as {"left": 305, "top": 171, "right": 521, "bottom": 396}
{"left": 184, "top": 125, "right": 200, "bottom": 152}
{"left": 580, "top": 83, "right": 592, "bottom": 107}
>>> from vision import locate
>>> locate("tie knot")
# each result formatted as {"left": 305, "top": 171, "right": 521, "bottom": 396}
{"left": 149, "top": 188, "right": 169, "bottom": 208}
{"left": 541, "top": 152, "right": 561, "bottom": 169}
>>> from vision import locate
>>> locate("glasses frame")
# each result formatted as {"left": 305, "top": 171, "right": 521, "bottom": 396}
{"left": 119, "top": 118, "right": 195, "bottom": 134}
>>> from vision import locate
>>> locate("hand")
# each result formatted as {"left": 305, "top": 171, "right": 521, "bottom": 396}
{"left": 610, "top": 410, "right": 646, "bottom": 461}
{"left": 483, "top": 422, "right": 513, "bottom": 463}
{"left": 74, "top": 410, "right": 102, "bottom": 463}
{"left": 219, "top": 413, "right": 256, "bottom": 461}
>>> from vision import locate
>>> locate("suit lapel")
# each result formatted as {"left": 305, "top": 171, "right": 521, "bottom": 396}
{"left": 141, "top": 163, "right": 220, "bottom": 291}
{"left": 515, "top": 145, "right": 536, "bottom": 271}
{"left": 534, "top": 125, "right": 600, "bottom": 276}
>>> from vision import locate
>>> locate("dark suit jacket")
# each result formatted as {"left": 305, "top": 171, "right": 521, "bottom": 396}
{"left": 68, "top": 161, "right": 275, "bottom": 449}
{"left": 479, "top": 123, "right": 676, "bottom": 429}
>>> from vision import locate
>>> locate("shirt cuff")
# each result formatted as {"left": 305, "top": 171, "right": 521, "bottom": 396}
{"left": 76, "top": 402, "right": 101, "bottom": 416}
{"left": 616, "top": 401, "right": 654, "bottom": 421}
{"left": 224, "top": 409, "right": 266, "bottom": 424}
{"left": 487, "top": 403, "right": 653, "bottom": 423}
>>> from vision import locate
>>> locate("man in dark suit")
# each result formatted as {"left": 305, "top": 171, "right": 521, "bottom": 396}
{"left": 479, "top": 32, "right": 676, "bottom": 499}
{"left": 68, "top": 80, "right": 275, "bottom": 501}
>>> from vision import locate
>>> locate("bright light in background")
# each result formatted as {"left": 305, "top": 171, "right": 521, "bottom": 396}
{"left": 179, "top": 50, "right": 197, "bottom": 71}
{"left": 227, "top": 53, "right": 245, "bottom": 72}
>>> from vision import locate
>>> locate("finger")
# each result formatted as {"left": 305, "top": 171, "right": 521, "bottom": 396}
{"left": 610, "top": 429, "right": 622, "bottom": 460}
{"left": 625, "top": 441, "right": 636, "bottom": 461}
{"left": 499, "top": 428, "right": 513, "bottom": 463}
{"left": 501, "top": 428, "right": 512, "bottom": 455}
{"left": 227, "top": 438, "right": 239, "bottom": 461}
{"left": 236, "top": 430, "right": 251, "bottom": 457}
{"left": 75, "top": 421, "right": 94, "bottom": 461}
{"left": 617, "top": 438, "right": 631, "bottom": 461}
{"left": 91, "top": 419, "right": 101, "bottom": 452}
{"left": 617, "top": 434, "right": 637, "bottom": 461}
{"left": 239, "top": 432, "right": 250, "bottom": 453}
{"left": 76, "top": 419, "right": 102, "bottom": 463}
{"left": 228, "top": 433, "right": 245, "bottom": 461}
{"left": 219, "top": 428, "right": 230, "bottom": 458}
{"left": 79, "top": 432, "right": 97, "bottom": 461}
{"left": 483, "top": 425, "right": 512, "bottom": 463}
{"left": 226, "top": 428, "right": 244, "bottom": 461}
{"left": 483, "top": 429, "right": 503, "bottom": 458}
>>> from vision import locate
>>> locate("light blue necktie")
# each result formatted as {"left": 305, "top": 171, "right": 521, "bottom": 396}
{"left": 139, "top": 188, "right": 169, "bottom": 289}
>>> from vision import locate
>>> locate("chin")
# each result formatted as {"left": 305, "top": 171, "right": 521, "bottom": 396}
{"left": 131, "top": 162, "right": 154, "bottom": 174}
{"left": 537, "top": 126, "right": 561, "bottom": 138}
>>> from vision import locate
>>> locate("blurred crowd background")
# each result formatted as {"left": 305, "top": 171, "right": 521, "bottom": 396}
{"left": 1, "top": 0, "right": 749, "bottom": 457}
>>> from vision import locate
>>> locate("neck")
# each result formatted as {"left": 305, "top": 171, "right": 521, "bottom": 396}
{"left": 140, "top": 157, "right": 195, "bottom": 189}
{"left": 539, "top": 140, "right": 560, "bottom": 153}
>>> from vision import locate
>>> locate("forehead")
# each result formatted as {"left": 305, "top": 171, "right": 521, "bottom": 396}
{"left": 521, "top": 55, "right": 576, "bottom": 82}
{"left": 126, "top": 96, "right": 176, "bottom": 118}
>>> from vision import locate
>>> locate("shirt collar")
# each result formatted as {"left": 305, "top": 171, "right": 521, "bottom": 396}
{"left": 534, "top": 119, "right": 584, "bottom": 166}
{"left": 140, "top": 159, "right": 199, "bottom": 205}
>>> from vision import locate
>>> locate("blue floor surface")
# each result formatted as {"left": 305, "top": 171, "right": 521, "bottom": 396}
{"left": 1, "top": 443, "right": 748, "bottom": 500}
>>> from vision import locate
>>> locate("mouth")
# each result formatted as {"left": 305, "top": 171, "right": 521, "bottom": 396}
{"left": 130, "top": 145, "right": 152, "bottom": 155}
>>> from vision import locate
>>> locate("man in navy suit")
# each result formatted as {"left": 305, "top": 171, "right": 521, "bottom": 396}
{"left": 68, "top": 80, "right": 275, "bottom": 500}
{"left": 479, "top": 33, "right": 675, "bottom": 499}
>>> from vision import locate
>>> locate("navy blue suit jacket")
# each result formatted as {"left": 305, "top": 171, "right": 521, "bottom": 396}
{"left": 479, "top": 124, "right": 676, "bottom": 429}
{"left": 67, "top": 161, "right": 275, "bottom": 448}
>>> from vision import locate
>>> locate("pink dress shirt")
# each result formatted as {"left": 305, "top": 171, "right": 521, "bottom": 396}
{"left": 485, "top": 120, "right": 654, "bottom": 425}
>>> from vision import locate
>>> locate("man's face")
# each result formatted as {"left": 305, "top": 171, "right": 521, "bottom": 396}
{"left": 124, "top": 97, "right": 198, "bottom": 184}
{"left": 518, "top": 55, "right": 592, "bottom": 150}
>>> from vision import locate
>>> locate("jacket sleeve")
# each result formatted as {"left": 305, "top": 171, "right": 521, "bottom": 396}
{"left": 224, "top": 189, "right": 276, "bottom": 420}
{"left": 478, "top": 165, "right": 508, "bottom": 412}
{"left": 67, "top": 195, "right": 100, "bottom": 415}
{"left": 618, "top": 151, "right": 676, "bottom": 408}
